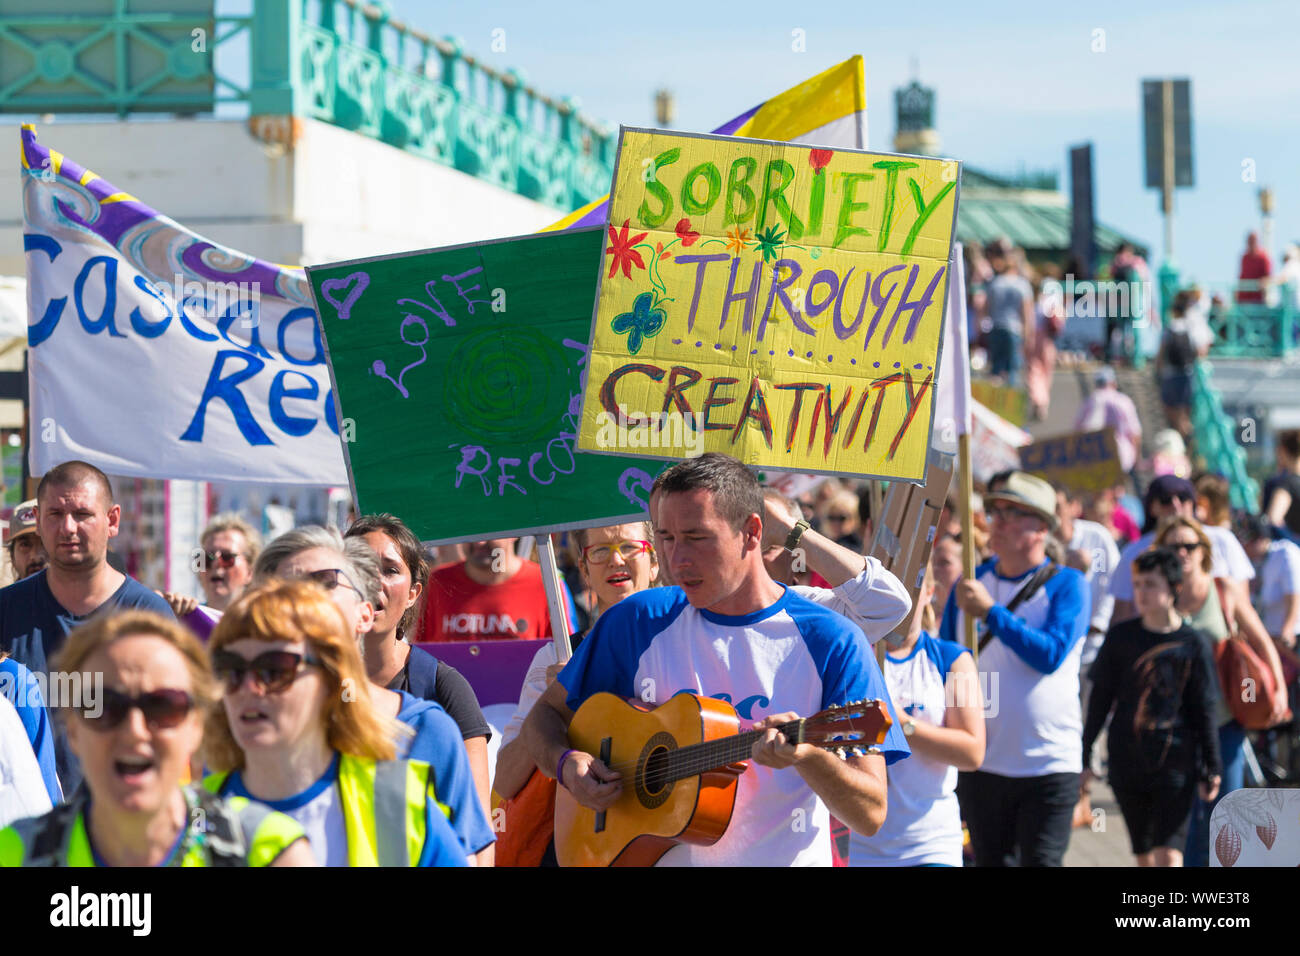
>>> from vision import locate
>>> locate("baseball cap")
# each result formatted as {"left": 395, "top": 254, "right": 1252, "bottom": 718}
{"left": 8, "top": 499, "right": 37, "bottom": 543}
{"left": 1145, "top": 474, "right": 1196, "bottom": 509}
{"left": 983, "top": 472, "right": 1059, "bottom": 531}
{"left": 1093, "top": 367, "right": 1117, "bottom": 387}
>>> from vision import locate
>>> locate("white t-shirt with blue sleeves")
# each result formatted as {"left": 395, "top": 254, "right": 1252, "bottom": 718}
{"left": 850, "top": 633, "right": 969, "bottom": 867}
{"left": 939, "top": 558, "right": 1088, "bottom": 777}
{"left": 560, "top": 585, "right": 909, "bottom": 867}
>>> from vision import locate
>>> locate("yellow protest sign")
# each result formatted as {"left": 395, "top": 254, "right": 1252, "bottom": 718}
{"left": 576, "top": 127, "right": 959, "bottom": 481}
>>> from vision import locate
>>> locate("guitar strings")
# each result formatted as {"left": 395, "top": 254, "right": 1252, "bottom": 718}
{"left": 574, "top": 722, "right": 877, "bottom": 788}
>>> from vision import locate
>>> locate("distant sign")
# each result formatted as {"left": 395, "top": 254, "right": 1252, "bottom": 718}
{"left": 307, "top": 228, "right": 664, "bottom": 545}
{"left": 1069, "top": 143, "right": 1096, "bottom": 279}
{"left": 576, "top": 127, "right": 959, "bottom": 483}
{"left": 1142, "top": 79, "right": 1194, "bottom": 189}
{"left": 1019, "top": 428, "right": 1123, "bottom": 495}
{"left": 971, "top": 380, "right": 1028, "bottom": 428}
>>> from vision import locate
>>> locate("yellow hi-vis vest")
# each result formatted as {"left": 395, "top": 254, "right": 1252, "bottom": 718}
{"left": 0, "top": 787, "right": 304, "bottom": 867}
{"left": 204, "top": 753, "right": 434, "bottom": 867}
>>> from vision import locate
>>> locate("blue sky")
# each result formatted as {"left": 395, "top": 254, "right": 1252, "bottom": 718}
{"left": 384, "top": 0, "right": 1300, "bottom": 286}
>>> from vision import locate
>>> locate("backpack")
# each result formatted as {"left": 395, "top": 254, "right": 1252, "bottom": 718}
{"left": 1162, "top": 327, "right": 1198, "bottom": 370}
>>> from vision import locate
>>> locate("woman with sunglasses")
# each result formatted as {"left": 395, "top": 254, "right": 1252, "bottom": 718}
{"left": 344, "top": 514, "right": 492, "bottom": 818}
{"left": 1109, "top": 475, "right": 1256, "bottom": 626}
{"left": 0, "top": 611, "right": 314, "bottom": 867}
{"left": 160, "top": 515, "right": 260, "bottom": 637}
{"left": 1153, "top": 515, "right": 1289, "bottom": 865}
{"left": 204, "top": 580, "right": 469, "bottom": 866}
{"left": 253, "top": 527, "right": 495, "bottom": 864}
{"left": 492, "top": 522, "right": 658, "bottom": 865}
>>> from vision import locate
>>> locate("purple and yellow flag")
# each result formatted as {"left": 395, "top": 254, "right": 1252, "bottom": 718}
{"left": 542, "top": 56, "right": 867, "bottom": 232}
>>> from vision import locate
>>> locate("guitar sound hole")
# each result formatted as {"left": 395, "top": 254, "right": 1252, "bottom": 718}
{"left": 635, "top": 732, "right": 678, "bottom": 809}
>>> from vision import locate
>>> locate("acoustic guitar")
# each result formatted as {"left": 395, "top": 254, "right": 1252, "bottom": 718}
{"left": 554, "top": 692, "right": 892, "bottom": 867}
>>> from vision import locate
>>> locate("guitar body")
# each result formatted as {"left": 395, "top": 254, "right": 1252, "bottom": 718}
{"left": 555, "top": 692, "right": 745, "bottom": 867}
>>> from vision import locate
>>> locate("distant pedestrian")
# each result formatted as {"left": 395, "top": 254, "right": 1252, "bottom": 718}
{"left": 1236, "top": 232, "right": 1271, "bottom": 304}
{"left": 1157, "top": 291, "right": 1213, "bottom": 438}
{"left": 1074, "top": 367, "right": 1142, "bottom": 482}
{"left": 983, "top": 239, "right": 1034, "bottom": 387}
{"left": 1262, "top": 429, "right": 1300, "bottom": 541}
{"left": 1026, "top": 268, "right": 1065, "bottom": 421}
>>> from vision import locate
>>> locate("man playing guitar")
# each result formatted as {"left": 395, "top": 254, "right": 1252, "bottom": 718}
{"left": 521, "top": 453, "right": 912, "bottom": 865}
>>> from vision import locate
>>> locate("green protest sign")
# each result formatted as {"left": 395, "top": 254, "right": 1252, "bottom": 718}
{"left": 307, "top": 227, "right": 668, "bottom": 544}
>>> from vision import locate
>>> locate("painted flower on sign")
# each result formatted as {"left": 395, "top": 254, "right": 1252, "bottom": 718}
{"left": 754, "top": 225, "right": 786, "bottom": 263}
{"left": 675, "top": 218, "right": 700, "bottom": 246}
{"left": 611, "top": 292, "right": 667, "bottom": 356}
{"left": 725, "top": 227, "right": 751, "bottom": 256}
{"left": 606, "top": 219, "right": 648, "bottom": 279}
{"left": 809, "top": 149, "right": 833, "bottom": 173}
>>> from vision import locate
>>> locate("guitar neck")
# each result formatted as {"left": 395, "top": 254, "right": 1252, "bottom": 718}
{"left": 660, "top": 718, "right": 804, "bottom": 785}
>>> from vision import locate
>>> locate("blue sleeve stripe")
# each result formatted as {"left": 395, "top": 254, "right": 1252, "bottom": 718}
{"left": 560, "top": 589, "right": 689, "bottom": 711}
{"left": 921, "top": 633, "right": 969, "bottom": 676}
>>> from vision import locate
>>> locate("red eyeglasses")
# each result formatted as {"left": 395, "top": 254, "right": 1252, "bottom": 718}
{"left": 582, "top": 540, "right": 652, "bottom": 564}
{"left": 203, "top": 549, "right": 245, "bottom": 569}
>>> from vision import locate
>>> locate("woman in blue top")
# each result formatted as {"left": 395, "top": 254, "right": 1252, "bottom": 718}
{"left": 850, "top": 566, "right": 986, "bottom": 867}
{"left": 252, "top": 526, "right": 494, "bottom": 864}
{"left": 204, "top": 580, "right": 468, "bottom": 867}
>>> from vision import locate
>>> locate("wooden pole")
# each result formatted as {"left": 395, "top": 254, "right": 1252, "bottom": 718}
{"left": 958, "top": 433, "right": 978, "bottom": 667}
{"left": 536, "top": 534, "right": 573, "bottom": 664}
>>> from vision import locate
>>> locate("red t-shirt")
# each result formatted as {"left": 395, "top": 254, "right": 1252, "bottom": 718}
{"left": 1238, "top": 251, "right": 1272, "bottom": 303}
{"left": 420, "top": 560, "right": 552, "bottom": 642}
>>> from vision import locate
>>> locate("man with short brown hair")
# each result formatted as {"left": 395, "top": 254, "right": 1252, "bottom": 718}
{"left": 522, "top": 452, "right": 910, "bottom": 865}
{"left": 0, "top": 460, "right": 174, "bottom": 792}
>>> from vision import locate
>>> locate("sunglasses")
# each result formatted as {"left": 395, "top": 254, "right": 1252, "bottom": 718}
{"left": 298, "top": 567, "right": 365, "bottom": 601}
{"left": 988, "top": 504, "right": 1039, "bottom": 523}
{"left": 203, "top": 548, "right": 245, "bottom": 569}
{"left": 212, "top": 650, "right": 322, "bottom": 694}
{"left": 81, "top": 688, "right": 194, "bottom": 732}
{"left": 582, "top": 540, "right": 652, "bottom": 564}
{"left": 1166, "top": 541, "right": 1202, "bottom": 553}
{"left": 826, "top": 513, "right": 853, "bottom": 523}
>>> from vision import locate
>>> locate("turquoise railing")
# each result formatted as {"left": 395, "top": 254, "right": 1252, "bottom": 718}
{"left": 1189, "top": 360, "right": 1260, "bottom": 511}
{"left": 0, "top": 0, "right": 614, "bottom": 210}
{"left": 1204, "top": 282, "right": 1300, "bottom": 357}
{"left": 0, "top": 0, "right": 240, "bottom": 113}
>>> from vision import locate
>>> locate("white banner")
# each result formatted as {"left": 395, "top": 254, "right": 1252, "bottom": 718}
{"left": 932, "top": 242, "right": 970, "bottom": 453}
{"left": 20, "top": 126, "right": 348, "bottom": 485}
{"left": 969, "top": 398, "right": 1031, "bottom": 483}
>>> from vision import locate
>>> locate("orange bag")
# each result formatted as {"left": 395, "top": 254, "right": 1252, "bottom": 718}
{"left": 1216, "top": 636, "right": 1287, "bottom": 730}
{"left": 1214, "top": 579, "right": 1289, "bottom": 730}
{"left": 494, "top": 769, "right": 556, "bottom": 867}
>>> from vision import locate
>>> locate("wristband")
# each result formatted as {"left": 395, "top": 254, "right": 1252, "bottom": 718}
{"left": 556, "top": 749, "right": 577, "bottom": 787}
{"left": 784, "top": 519, "right": 811, "bottom": 553}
